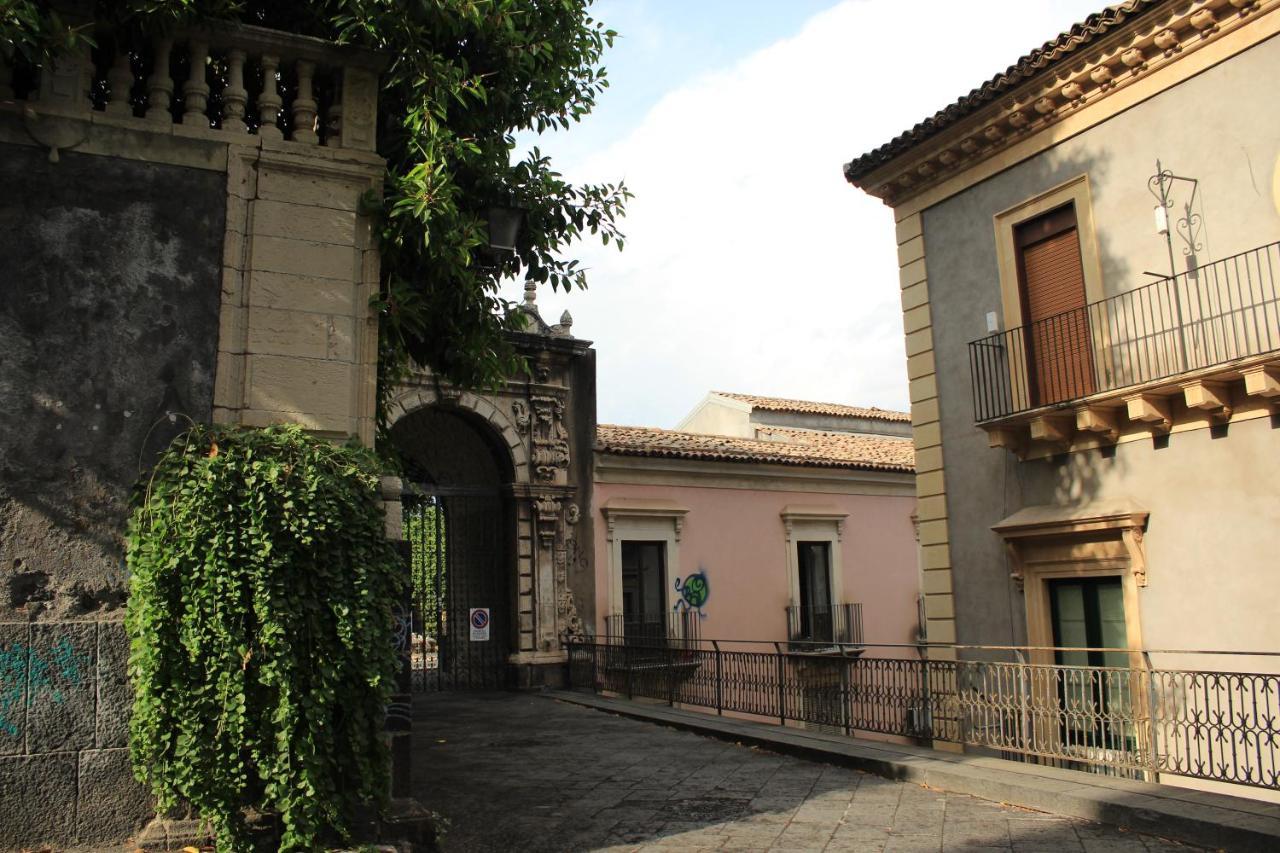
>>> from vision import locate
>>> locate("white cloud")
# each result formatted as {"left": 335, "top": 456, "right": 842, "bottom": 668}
{"left": 511, "top": 0, "right": 1104, "bottom": 427}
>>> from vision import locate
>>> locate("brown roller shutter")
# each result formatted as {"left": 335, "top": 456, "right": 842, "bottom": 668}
{"left": 1016, "top": 204, "right": 1095, "bottom": 405}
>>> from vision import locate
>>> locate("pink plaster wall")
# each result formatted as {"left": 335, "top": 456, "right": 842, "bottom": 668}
{"left": 593, "top": 480, "right": 921, "bottom": 655}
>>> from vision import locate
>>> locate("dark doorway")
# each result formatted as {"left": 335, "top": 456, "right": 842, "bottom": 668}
{"left": 393, "top": 407, "right": 514, "bottom": 690}
{"left": 797, "top": 541, "right": 833, "bottom": 642}
{"left": 620, "top": 540, "right": 666, "bottom": 645}
{"left": 1048, "top": 576, "right": 1132, "bottom": 754}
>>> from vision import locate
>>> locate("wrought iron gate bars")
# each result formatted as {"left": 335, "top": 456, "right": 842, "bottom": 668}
{"left": 564, "top": 636, "right": 1280, "bottom": 792}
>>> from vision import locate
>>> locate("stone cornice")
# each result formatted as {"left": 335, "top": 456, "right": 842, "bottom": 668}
{"left": 850, "top": 0, "right": 1277, "bottom": 207}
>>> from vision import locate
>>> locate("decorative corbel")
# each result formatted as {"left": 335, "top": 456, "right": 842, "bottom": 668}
{"left": 1076, "top": 405, "right": 1120, "bottom": 443}
{"left": 835, "top": 519, "right": 845, "bottom": 542}
{"left": 673, "top": 516, "right": 684, "bottom": 542}
{"left": 1122, "top": 525, "right": 1148, "bottom": 587}
{"left": 1181, "top": 380, "right": 1232, "bottom": 423}
{"left": 1125, "top": 393, "right": 1173, "bottom": 434}
{"left": 1005, "top": 540, "right": 1025, "bottom": 591}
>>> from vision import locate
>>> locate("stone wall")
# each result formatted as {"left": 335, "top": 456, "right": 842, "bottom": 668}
{"left": 0, "top": 620, "right": 151, "bottom": 847}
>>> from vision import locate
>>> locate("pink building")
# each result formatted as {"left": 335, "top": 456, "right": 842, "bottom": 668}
{"left": 592, "top": 392, "right": 920, "bottom": 650}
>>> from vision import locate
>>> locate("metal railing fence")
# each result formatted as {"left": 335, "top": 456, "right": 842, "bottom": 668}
{"left": 785, "top": 602, "right": 864, "bottom": 646}
{"left": 602, "top": 610, "right": 700, "bottom": 648}
{"left": 565, "top": 637, "right": 1280, "bottom": 793}
{"left": 969, "top": 241, "right": 1280, "bottom": 422}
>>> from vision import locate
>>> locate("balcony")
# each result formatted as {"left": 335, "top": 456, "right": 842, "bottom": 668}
{"left": 604, "top": 611, "right": 700, "bottom": 647}
{"left": 785, "top": 602, "right": 864, "bottom": 647}
{"left": 969, "top": 241, "right": 1280, "bottom": 450}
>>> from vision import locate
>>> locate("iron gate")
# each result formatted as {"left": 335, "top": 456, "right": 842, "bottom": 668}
{"left": 404, "top": 485, "right": 511, "bottom": 690}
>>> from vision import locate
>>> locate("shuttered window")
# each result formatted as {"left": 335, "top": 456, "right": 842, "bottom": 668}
{"left": 1016, "top": 204, "right": 1096, "bottom": 405}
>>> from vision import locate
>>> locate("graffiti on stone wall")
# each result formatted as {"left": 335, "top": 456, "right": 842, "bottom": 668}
{"left": 673, "top": 571, "right": 710, "bottom": 617}
{"left": 0, "top": 637, "right": 89, "bottom": 737}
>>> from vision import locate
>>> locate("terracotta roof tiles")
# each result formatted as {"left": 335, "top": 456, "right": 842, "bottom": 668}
{"left": 713, "top": 391, "right": 910, "bottom": 422}
{"left": 843, "top": 0, "right": 1162, "bottom": 182}
{"left": 596, "top": 424, "right": 914, "bottom": 473}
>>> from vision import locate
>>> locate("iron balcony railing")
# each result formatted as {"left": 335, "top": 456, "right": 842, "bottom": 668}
{"left": 603, "top": 611, "right": 700, "bottom": 648}
{"left": 565, "top": 637, "right": 1280, "bottom": 793}
{"left": 785, "top": 602, "right": 863, "bottom": 646}
{"left": 969, "top": 241, "right": 1280, "bottom": 422}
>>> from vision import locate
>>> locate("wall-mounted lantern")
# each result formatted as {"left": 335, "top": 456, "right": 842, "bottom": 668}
{"left": 486, "top": 205, "right": 525, "bottom": 254}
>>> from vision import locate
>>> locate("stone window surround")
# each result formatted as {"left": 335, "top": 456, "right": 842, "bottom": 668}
{"left": 780, "top": 505, "right": 849, "bottom": 611}
{"left": 600, "top": 498, "right": 689, "bottom": 624}
{"left": 993, "top": 501, "right": 1149, "bottom": 663}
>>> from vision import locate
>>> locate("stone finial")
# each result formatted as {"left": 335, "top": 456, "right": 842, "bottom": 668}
{"left": 523, "top": 280, "right": 537, "bottom": 305}
{"left": 559, "top": 310, "right": 573, "bottom": 331}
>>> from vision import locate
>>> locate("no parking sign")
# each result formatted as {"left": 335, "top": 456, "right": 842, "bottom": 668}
{"left": 469, "top": 608, "right": 490, "bottom": 642}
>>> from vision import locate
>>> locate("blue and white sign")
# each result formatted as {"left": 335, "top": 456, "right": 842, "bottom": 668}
{"left": 469, "top": 607, "right": 490, "bottom": 642}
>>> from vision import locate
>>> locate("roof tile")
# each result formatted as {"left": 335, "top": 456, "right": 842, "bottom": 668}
{"left": 596, "top": 424, "right": 914, "bottom": 473}
{"left": 714, "top": 391, "right": 910, "bottom": 422}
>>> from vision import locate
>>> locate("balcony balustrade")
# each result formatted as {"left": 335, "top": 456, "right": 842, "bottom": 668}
{"left": 785, "top": 602, "right": 864, "bottom": 647}
{"left": 969, "top": 241, "right": 1280, "bottom": 448}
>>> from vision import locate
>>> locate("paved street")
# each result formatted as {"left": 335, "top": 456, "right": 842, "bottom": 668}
{"left": 412, "top": 693, "right": 1199, "bottom": 852}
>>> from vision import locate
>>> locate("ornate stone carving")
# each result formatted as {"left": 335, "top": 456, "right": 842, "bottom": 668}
{"left": 534, "top": 494, "right": 561, "bottom": 542}
{"left": 565, "top": 503, "right": 580, "bottom": 525}
{"left": 511, "top": 399, "right": 530, "bottom": 433}
{"left": 530, "top": 395, "right": 570, "bottom": 481}
{"left": 1154, "top": 28, "right": 1181, "bottom": 55}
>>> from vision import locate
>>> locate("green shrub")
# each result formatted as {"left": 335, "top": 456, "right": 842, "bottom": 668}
{"left": 125, "top": 424, "right": 403, "bottom": 851}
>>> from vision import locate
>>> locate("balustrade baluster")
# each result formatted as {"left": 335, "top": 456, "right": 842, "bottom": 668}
{"left": 183, "top": 41, "right": 210, "bottom": 126}
{"left": 292, "top": 60, "right": 319, "bottom": 144}
{"left": 257, "top": 54, "right": 283, "bottom": 139}
{"left": 105, "top": 48, "right": 135, "bottom": 116}
{"left": 145, "top": 38, "right": 173, "bottom": 123}
{"left": 221, "top": 49, "right": 248, "bottom": 132}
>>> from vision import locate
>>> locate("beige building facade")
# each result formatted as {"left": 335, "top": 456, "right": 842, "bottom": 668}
{"left": 845, "top": 0, "right": 1280, "bottom": 671}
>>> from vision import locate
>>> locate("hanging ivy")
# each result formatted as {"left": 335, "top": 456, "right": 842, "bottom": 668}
{"left": 125, "top": 424, "right": 403, "bottom": 852}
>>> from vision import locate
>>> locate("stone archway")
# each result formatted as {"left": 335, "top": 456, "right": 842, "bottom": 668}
{"left": 384, "top": 303, "right": 597, "bottom": 688}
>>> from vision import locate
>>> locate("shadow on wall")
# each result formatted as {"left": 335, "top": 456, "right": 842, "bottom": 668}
{"left": 0, "top": 144, "right": 225, "bottom": 621}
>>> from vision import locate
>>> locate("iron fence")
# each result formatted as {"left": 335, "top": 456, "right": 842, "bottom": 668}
{"left": 603, "top": 611, "right": 700, "bottom": 646}
{"left": 565, "top": 637, "right": 1280, "bottom": 792}
{"left": 785, "top": 602, "right": 863, "bottom": 646}
{"left": 969, "top": 240, "right": 1280, "bottom": 422}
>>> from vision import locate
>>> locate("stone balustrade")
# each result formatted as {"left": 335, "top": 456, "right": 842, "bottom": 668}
{"left": 1, "top": 20, "right": 383, "bottom": 152}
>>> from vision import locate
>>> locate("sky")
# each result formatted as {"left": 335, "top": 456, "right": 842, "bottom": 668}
{"left": 503, "top": 0, "right": 1107, "bottom": 428}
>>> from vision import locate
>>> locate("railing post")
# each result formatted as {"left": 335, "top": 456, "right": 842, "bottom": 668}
{"left": 840, "top": 645, "right": 852, "bottom": 737}
{"left": 713, "top": 640, "right": 723, "bottom": 716}
{"left": 1142, "top": 650, "right": 1161, "bottom": 783}
{"left": 774, "top": 641, "right": 786, "bottom": 726}
{"left": 625, "top": 642, "right": 634, "bottom": 700}
{"left": 1014, "top": 649, "right": 1030, "bottom": 756}
{"left": 667, "top": 641, "right": 675, "bottom": 707}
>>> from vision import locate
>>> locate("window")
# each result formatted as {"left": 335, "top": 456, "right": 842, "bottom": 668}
{"left": 797, "top": 542, "right": 834, "bottom": 641}
{"left": 620, "top": 541, "right": 667, "bottom": 644}
{"left": 993, "top": 175, "right": 1106, "bottom": 413}
{"left": 1048, "top": 576, "right": 1134, "bottom": 753}
{"left": 1015, "top": 203, "right": 1096, "bottom": 405}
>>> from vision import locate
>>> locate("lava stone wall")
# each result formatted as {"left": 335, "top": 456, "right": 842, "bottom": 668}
{"left": 0, "top": 139, "right": 225, "bottom": 847}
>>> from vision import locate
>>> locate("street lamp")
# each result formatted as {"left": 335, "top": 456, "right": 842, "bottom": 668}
{"left": 486, "top": 205, "right": 525, "bottom": 254}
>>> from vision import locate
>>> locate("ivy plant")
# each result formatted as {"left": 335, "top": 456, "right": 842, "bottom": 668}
{"left": 125, "top": 424, "right": 403, "bottom": 851}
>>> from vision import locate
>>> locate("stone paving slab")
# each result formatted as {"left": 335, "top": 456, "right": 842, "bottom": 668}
{"left": 551, "top": 691, "right": 1280, "bottom": 852}
{"left": 412, "top": 693, "right": 1201, "bottom": 852}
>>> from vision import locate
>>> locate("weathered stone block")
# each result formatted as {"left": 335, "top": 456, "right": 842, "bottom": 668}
{"left": 246, "top": 306, "right": 331, "bottom": 359}
{"left": 256, "top": 167, "right": 367, "bottom": 211}
{"left": 250, "top": 234, "right": 356, "bottom": 281}
{"left": 25, "top": 622, "right": 96, "bottom": 754}
{"left": 78, "top": 747, "right": 154, "bottom": 844}
{"left": 96, "top": 619, "right": 131, "bottom": 748}
{"left": 0, "top": 752, "right": 78, "bottom": 848}
{"left": 245, "top": 354, "right": 353, "bottom": 417}
{"left": 0, "top": 623, "right": 29, "bottom": 755}
{"left": 251, "top": 199, "right": 356, "bottom": 246}
{"left": 248, "top": 270, "right": 354, "bottom": 315}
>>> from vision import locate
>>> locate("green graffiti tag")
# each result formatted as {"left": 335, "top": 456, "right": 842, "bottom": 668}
{"left": 0, "top": 638, "right": 89, "bottom": 738}
{"left": 674, "top": 572, "right": 710, "bottom": 613}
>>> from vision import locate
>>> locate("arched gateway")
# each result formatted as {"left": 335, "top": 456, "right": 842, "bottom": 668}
{"left": 386, "top": 301, "right": 596, "bottom": 689}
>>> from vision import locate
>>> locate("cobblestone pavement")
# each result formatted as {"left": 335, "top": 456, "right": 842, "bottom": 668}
{"left": 413, "top": 693, "right": 1201, "bottom": 853}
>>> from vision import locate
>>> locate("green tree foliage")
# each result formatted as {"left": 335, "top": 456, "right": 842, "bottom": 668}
{"left": 405, "top": 498, "right": 445, "bottom": 627}
{"left": 125, "top": 425, "right": 403, "bottom": 851}
{"left": 2, "top": 0, "right": 629, "bottom": 406}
